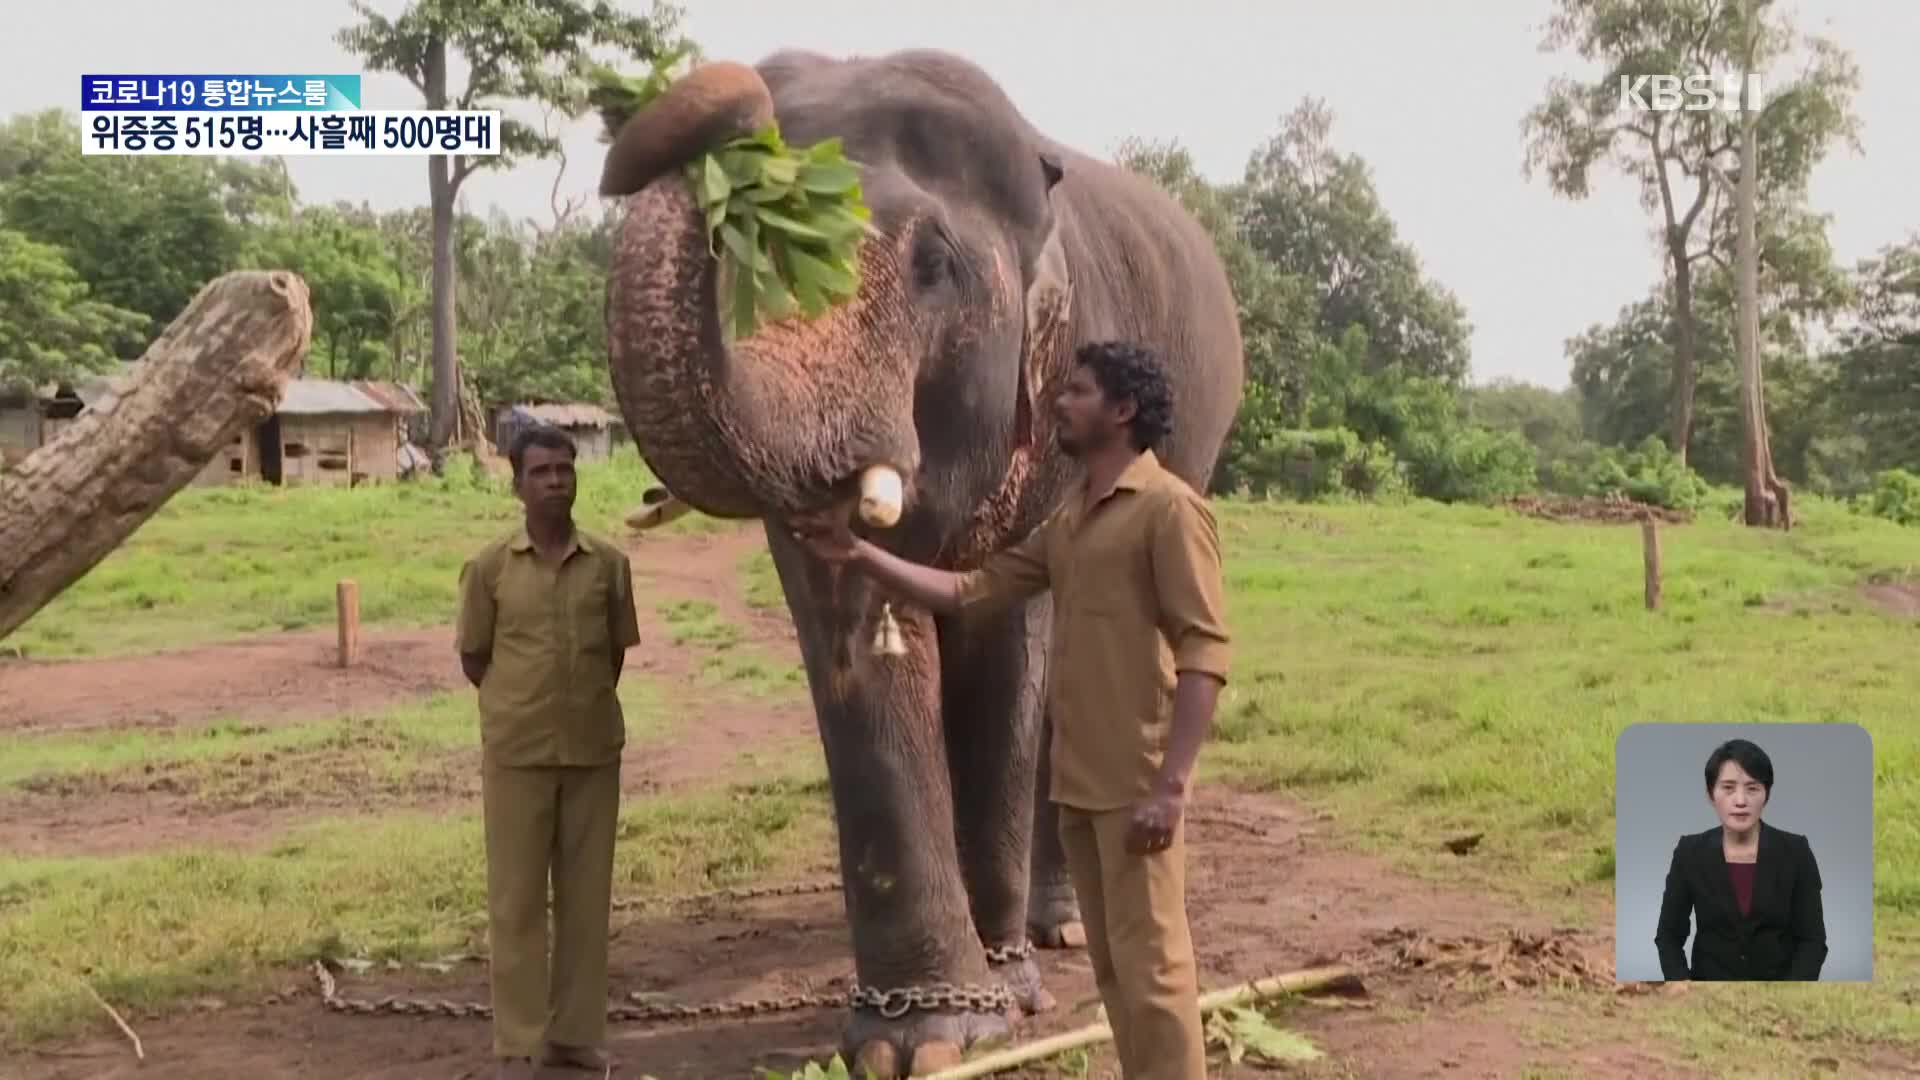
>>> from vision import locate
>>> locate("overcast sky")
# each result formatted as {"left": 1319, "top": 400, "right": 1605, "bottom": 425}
{"left": 7, "top": 1, "right": 1916, "bottom": 389}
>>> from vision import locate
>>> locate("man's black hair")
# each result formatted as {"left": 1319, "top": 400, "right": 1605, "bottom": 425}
{"left": 1076, "top": 340, "right": 1174, "bottom": 451}
{"left": 1704, "top": 738, "right": 1774, "bottom": 796}
{"left": 508, "top": 423, "right": 577, "bottom": 481}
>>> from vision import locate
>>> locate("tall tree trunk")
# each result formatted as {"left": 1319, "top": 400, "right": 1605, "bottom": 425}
{"left": 1734, "top": 1, "right": 1789, "bottom": 528}
{"left": 425, "top": 35, "right": 460, "bottom": 450}
{"left": 1668, "top": 252, "right": 1699, "bottom": 467}
{"left": 0, "top": 271, "right": 313, "bottom": 642}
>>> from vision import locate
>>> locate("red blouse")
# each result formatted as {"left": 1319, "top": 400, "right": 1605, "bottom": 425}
{"left": 1727, "top": 861, "right": 1756, "bottom": 916}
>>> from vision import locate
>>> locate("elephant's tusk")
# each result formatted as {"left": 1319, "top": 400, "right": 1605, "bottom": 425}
{"left": 625, "top": 493, "right": 691, "bottom": 531}
{"left": 858, "top": 465, "right": 904, "bottom": 528}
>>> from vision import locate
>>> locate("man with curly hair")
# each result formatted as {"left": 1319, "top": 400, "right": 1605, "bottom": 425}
{"left": 789, "top": 340, "right": 1230, "bottom": 1080}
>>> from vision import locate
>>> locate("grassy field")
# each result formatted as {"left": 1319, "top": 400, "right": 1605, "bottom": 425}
{"left": 4, "top": 452, "right": 719, "bottom": 659}
{"left": 0, "top": 680, "right": 668, "bottom": 802}
{"left": 1193, "top": 495, "right": 1920, "bottom": 1061}
{"left": 0, "top": 774, "right": 832, "bottom": 1043}
{"left": 3, "top": 455, "right": 1917, "bottom": 1070}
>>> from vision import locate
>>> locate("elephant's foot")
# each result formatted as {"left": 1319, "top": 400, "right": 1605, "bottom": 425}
{"left": 989, "top": 949, "right": 1055, "bottom": 1016}
{"left": 1026, "top": 882, "right": 1085, "bottom": 950}
{"left": 844, "top": 1006, "right": 1012, "bottom": 1079}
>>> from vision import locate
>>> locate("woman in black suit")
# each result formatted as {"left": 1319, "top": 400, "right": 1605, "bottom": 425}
{"left": 1655, "top": 738, "right": 1828, "bottom": 980}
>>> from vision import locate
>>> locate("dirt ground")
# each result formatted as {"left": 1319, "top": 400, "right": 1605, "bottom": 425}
{"left": 1860, "top": 578, "right": 1920, "bottom": 618}
{"left": 0, "top": 629, "right": 463, "bottom": 737}
{"left": 2, "top": 523, "right": 1898, "bottom": 1079}
{"left": 0, "top": 527, "right": 814, "bottom": 859}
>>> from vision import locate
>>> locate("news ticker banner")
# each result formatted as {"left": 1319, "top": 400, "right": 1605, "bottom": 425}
{"left": 80, "top": 74, "right": 499, "bottom": 157}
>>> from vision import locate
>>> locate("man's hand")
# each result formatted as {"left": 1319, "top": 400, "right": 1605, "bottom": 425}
{"left": 787, "top": 506, "right": 861, "bottom": 564}
{"left": 1125, "top": 787, "right": 1185, "bottom": 854}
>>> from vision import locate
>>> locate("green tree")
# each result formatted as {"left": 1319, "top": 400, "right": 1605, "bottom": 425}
{"left": 454, "top": 206, "right": 620, "bottom": 409}
{"left": 1827, "top": 234, "right": 1920, "bottom": 476}
{"left": 334, "top": 0, "right": 691, "bottom": 449}
{"left": 1240, "top": 99, "right": 1474, "bottom": 385}
{"left": 1463, "top": 378, "right": 1586, "bottom": 484}
{"left": 1522, "top": 0, "right": 1860, "bottom": 467}
{"left": 246, "top": 205, "right": 405, "bottom": 380}
{"left": 0, "top": 227, "right": 146, "bottom": 394}
{"left": 1112, "top": 137, "right": 1321, "bottom": 492}
{"left": 1566, "top": 261, "right": 1842, "bottom": 493}
{"left": 0, "top": 113, "right": 279, "bottom": 351}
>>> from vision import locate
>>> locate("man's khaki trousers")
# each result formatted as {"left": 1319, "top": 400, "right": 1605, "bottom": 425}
{"left": 1058, "top": 804, "right": 1207, "bottom": 1080}
{"left": 481, "top": 759, "right": 620, "bottom": 1058}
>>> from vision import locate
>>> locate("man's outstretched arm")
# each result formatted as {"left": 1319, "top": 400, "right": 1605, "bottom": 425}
{"left": 842, "top": 540, "right": 974, "bottom": 615}
{"left": 791, "top": 507, "right": 1055, "bottom": 615}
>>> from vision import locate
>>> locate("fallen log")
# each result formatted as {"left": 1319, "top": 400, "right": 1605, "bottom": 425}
{"left": 921, "top": 964, "right": 1361, "bottom": 1079}
{"left": 0, "top": 271, "right": 313, "bottom": 641}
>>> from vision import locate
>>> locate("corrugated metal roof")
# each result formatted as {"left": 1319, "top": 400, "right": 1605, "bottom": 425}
{"left": 277, "top": 378, "right": 390, "bottom": 415}
{"left": 20, "top": 368, "right": 414, "bottom": 416}
{"left": 351, "top": 380, "right": 427, "bottom": 414}
{"left": 505, "top": 402, "right": 617, "bottom": 428}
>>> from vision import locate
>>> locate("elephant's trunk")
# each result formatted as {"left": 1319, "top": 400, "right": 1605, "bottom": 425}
{"left": 602, "top": 62, "right": 920, "bottom": 520}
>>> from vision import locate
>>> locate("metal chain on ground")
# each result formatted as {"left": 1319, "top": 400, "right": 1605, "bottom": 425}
{"left": 314, "top": 960, "right": 1016, "bottom": 1025}
{"left": 312, "top": 866, "right": 1023, "bottom": 1028}
{"left": 312, "top": 959, "right": 850, "bottom": 1023}
{"left": 609, "top": 876, "right": 843, "bottom": 911}
{"left": 847, "top": 981, "right": 1017, "bottom": 1020}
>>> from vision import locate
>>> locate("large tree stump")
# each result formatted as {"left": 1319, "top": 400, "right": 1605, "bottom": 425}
{"left": 0, "top": 271, "right": 313, "bottom": 642}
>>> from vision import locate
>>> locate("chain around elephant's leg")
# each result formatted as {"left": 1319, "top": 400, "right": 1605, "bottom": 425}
{"left": 763, "top": 527, "right": 1017, "bottom": 1077}
{"left": 937, "top": 596, "right": 1063, "bottom": 1011}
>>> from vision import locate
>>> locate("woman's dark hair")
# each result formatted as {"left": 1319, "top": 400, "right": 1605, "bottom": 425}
{"left": 1704, "top": 738, "right": 1774, "bottom": 795}
{"left": 1076, "top": 340, "right": 1174, "bottom": 451}
{"left": 509, "top": 424, "right": 576, "bottom": 480}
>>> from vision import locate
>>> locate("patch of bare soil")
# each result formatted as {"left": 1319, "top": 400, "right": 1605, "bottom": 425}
{"left": 630, "top": 521, "right": 799, "bottom": 649}
{"left": 10, "top": 792, "right": 1748, "bottom": 1080}
{"left": 1502, "top": 493, "right": 1693, "bottom": 525}
{"left": 0, "top": 693, "right": 815, "bottom": 859}
{"left": 1860, "top": 578, "right": 1920, "bottom": 618}
{"left": 0, "top": 629, "right": 462, "bottom": 736}
{"left": 0, "top": 523, "right": 811, "bottom": 857}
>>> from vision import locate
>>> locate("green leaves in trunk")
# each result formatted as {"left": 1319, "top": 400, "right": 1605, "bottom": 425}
{"left": 585, "top": 47, "right": 697, "bottom": 141}
{"left": 588, "top": 63, "right": 872, "bottom": 342}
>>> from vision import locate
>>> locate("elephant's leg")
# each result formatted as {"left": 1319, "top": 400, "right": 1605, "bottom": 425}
{"left": 1026, "top": 705, "right": 1085, "bottom": 949}
{"left": 763, "top": 526, "right": 1013, "bottom": 1076}
{"left": 937, "top": 594, "right": 1055, "bottom": 1016}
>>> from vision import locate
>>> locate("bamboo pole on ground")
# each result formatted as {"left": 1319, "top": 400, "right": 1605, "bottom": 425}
{"left": 921, "top": 964, "right": 1360, "bottom": 1080}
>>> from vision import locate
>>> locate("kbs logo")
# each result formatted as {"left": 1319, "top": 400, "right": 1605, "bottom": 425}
{"left": 1618, "top": 73, "right": 1765, "bottom": 113}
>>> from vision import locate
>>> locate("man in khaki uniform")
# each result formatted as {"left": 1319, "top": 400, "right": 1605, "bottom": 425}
{"left": 457, "top": 425, "right": 642, "bottom": 1079}
{"left": 791, "top": 341, "right": 1229, "bottom": 1080}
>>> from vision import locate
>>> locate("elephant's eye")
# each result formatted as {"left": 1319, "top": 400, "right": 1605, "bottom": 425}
{"left": 910, "top": 224, "right": 956, "bottom": 291}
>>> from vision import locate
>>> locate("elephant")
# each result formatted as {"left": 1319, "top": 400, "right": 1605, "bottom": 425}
{"left": 599, "top": 48, "right": 1245, "bottom": 1074}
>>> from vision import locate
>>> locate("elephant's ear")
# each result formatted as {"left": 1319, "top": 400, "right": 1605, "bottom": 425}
{"left": 1017, "top": 218, "right": 1073, "bottom": 452}
{"left": 1012, "top": 149, "right": 1071, "bottom": 452}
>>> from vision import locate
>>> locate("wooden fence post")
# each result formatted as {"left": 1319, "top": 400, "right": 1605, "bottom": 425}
{"left": 337, "top": 579, "right": 360, "bottom": 667}
{"left": 1641, "top": 517, "right": 1662, "bottom": 611}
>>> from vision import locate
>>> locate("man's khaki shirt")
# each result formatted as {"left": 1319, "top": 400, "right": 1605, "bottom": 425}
{"left": 456, "top": 526, "right": 642, "bottom": 767}
{"left": 955, "top": 449, "right": 1231, "bottom": 811}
